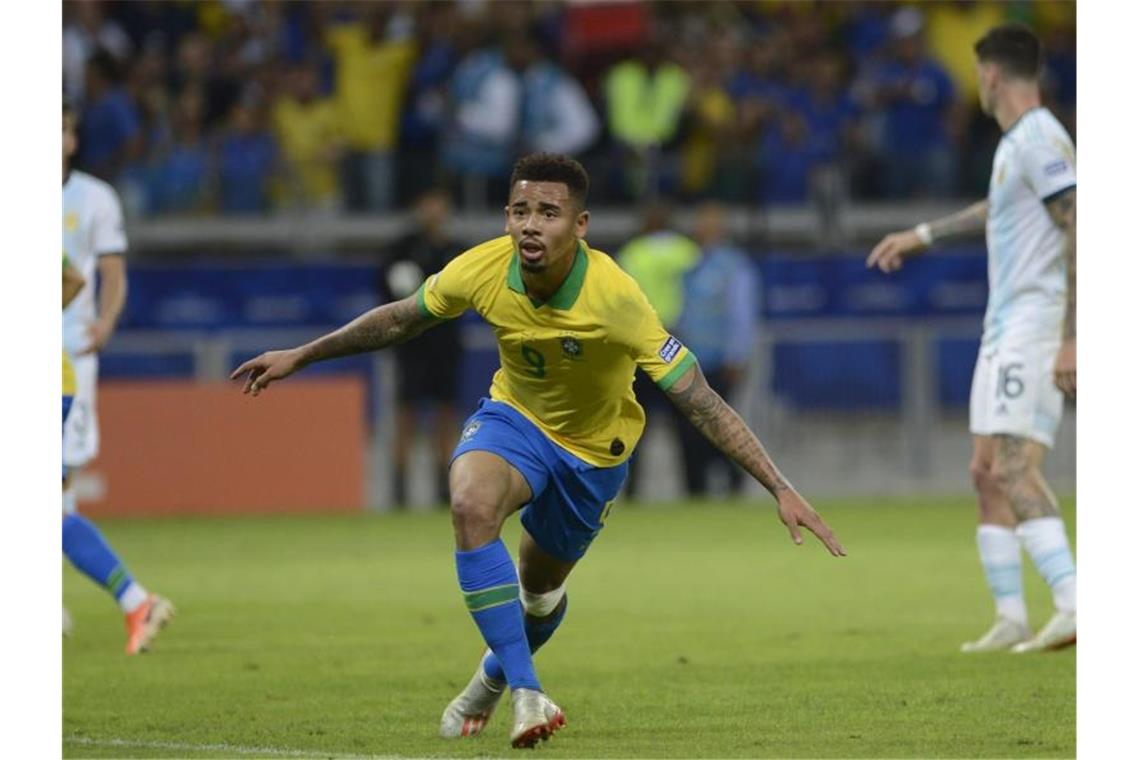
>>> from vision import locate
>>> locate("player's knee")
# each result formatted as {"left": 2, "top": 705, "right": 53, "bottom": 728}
{"left": 969, "top": 458, "right": 996, "bottom": 493}
{"left": 449, "top": 487, "right": 501, "bottom": 539}
{"left": 989, "top": 457, "right": 1029, "bottom": 495}
{"left": 521, "top": 584, "right": 565, "bottom": 618}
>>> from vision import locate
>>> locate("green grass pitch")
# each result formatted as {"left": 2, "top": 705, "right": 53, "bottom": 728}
{"left": 63, "top": 496, "right": 1075, "bottom": 758}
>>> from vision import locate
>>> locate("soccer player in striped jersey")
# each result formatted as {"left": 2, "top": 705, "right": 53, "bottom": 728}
{"left": 233, "top": 153, "right": 844, "bottom": 748}
{"left": 867, "top": 24, "right": 1076, "bottom": 654}
{"left": 62, "top": 99, "right": 173, "bottom": 654}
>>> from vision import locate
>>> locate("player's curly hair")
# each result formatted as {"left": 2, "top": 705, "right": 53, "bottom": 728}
{"left": 509, "top": 153, "right": 589, "bottom": 210}
{"left": 975, "top": 23, "right": 1043, "bottom": 81}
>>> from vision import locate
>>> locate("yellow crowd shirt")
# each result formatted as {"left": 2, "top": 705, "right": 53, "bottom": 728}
{"left": 272, "top": 96, "right": 342, "bottom": 204}
{"left": 325, "top": 24, "right": 415, "bottom": 151}
{"left": 417, "top": 236, "right": 698, "bottom": 467}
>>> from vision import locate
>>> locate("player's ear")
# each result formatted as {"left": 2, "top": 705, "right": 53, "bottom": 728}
{"left": 576, "top": 210, "right": 590, "bottom": 237}
{"left": 504, "top": 205, "right": 511, "bottom": 234}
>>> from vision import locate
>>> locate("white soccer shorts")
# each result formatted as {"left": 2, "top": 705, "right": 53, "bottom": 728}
{"left": 63, "top": 354, "right": 100, "bottom": 468}
{"left": 969, "top": 338, "right": 1064, "bottom": 448}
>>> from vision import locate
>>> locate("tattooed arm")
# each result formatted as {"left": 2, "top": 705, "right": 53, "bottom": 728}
{"left": 230, "top": 294, "right": 435, "bottom": 395}
{"left": 1046, "top": 187, "right": 1077, "bottom": 396}
{"left": 664, "top": 363, "right": 846, "bottom": 556}
{"left": 866, "top": 200, "right": 989, "bottom": 273}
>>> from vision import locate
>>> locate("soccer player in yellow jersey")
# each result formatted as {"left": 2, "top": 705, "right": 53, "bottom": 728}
{"left": 232, "top": 154, "right": 845, "bottom": 748}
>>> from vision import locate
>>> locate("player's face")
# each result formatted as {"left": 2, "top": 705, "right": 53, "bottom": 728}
{"left": 505, "top": 181, "right": 589, "bottom": 275}
{"left": 63, "top": 111, "right": 78, "bottom": 163}
{"left": 976, "top": 61, "right": 998, "bottom": 115}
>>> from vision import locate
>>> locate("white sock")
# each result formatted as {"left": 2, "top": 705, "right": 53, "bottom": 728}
{"left": 63, "top": 486, "right": 77, "bottom": 515}
{"left": 976, "top": 524, "right": 1028, "bottom": 625}
{"left": 1016, "top": 517, "right": 1076, "bottom": 615}
{"left": 118, "top": 582, "right": 148, "bottom": 614}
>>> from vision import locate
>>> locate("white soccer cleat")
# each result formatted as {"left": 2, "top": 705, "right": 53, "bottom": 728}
{"left": 960, "top": 616, "right": 1031, "bottom": 653}
{"left": 1011, "top": 611, "right": 1076, "bottom": 653}
{"left": 63, "top": 607, "right": 73, "bottom": 638}
{"left": 439, "top": 659, "right": 506, "bottom": 738}
{"left": 509, "top": 688, "right": 565, "bottom": 749}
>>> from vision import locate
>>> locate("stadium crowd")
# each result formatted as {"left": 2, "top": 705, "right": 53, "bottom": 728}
{"left": 64, "top": 0, "right": 1075, "bottom": 217}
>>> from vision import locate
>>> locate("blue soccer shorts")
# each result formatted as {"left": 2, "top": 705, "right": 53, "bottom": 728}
{"left": 451, "top": 399, "right": 628, "bottom": 562}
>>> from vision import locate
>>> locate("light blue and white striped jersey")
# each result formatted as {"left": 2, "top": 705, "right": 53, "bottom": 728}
{"left": 983, "top": 107, "right": 1075, "bottom": 346}
{"left": 63, "top": 170, "right": 127, "bottom": 354}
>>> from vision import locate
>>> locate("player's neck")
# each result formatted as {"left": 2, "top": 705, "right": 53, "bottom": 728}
{"left": 994, "top": 87, "right": 1041, "bottom": 132}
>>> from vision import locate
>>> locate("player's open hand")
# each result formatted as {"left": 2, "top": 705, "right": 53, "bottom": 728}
{"left": 230, "top": 348, "right": 305, "bottom": 396}
{"left": 1053, "top": 338, "right": 1076, "bottom": 397}
{"left": 776, "top": 490, "right": 846, "bottom": 557}
{"left": 866, "top": 229, "right": 925, "bottom": 273}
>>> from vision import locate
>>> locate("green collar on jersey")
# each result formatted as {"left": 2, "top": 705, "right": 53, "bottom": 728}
{"left": 507, "top": 239, "right": 589, "bottom": 310}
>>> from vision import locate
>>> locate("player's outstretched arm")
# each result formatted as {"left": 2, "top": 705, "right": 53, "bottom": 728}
{"left": 1046, "top": 187, "right": 1076, "bottom": 396}
{"left": 866, "top": 200, "right": 989, "bottom": 273}
{"left": 664, "top": 364, "right": 846, "bottom": 557}
{"left": 230, "top": 294, "right": 432, "bottom": 396}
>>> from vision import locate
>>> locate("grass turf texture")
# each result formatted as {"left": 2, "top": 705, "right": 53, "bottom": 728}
{"left": 64, "top": 497, "right": 1075, "bottom": 758}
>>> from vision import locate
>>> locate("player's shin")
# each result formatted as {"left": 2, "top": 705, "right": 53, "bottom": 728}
{"left": 456, "top": 539, "right": 541, "bottom": 691}
{"left": 483, "top": 589, "right": 568, "bottom": 683}
{"left": 62, "top": 514, "right": 147, "bottom": 613}
{"left": 1016, "top": 517, "right": 1076, "bottom": 614}
{"left": 976, "top": 524, "right": 1028, "bottom": 624}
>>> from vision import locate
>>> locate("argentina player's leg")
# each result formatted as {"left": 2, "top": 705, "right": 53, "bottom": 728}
{"left": 962, "top": 340, "right": 1074, "bottom": 653}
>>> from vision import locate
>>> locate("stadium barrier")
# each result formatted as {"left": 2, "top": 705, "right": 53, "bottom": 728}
{"left": 79, "top": 378, "right": 366, "bottom": 517}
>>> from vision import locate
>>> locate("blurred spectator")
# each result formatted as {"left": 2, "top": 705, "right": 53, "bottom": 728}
{"left": 757, "top": 111, "right": 826, "bottom": 206}
{"left": 216, "top": 98, "right": 277, "bottom": 215}
{"left": 603, "top": 31, "right": 691, "bottom": 199}
{"left": 325, "top": 4, "right": 416, "bottom": 212}
{"left": 672, "top": 202, "right": 757, "bottom": 497}
{"left": 376, "top": 189, "right": 462, "bottom": 508}
{"left": 171, "top": 32, "right": 244, "bottom": 130}
{"left": 148, "top": 87, "right": 212, "bottom": 215}
{"left": 516, "top": 35, "right": 600, "bottom": 157}
{"left": 272, "top": 60, "right": 343, "bottom": 213}
{"left": 861, "top": 8, "right": 957, "bottom": 198}
{"left": 839, "top": 1, "right": 893, "bottom": 64}
{"left": 441, "top": 39, "right": 522, "bottom": 207}
{"left": 77, "top": 49, "right": 144, "bottom": 183}
{"left": 63, "top": 0, "right": 132, "bottom": 105}
{"left": 616, "top": 202, "right": 701, "bottom": 501}
{"left": 679, "top": 37, "right": 739, "bottom": 200}
{"left": 398, "top": 2, "right": 463, "bottom": 204}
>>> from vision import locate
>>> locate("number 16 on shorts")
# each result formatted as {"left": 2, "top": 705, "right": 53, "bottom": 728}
{"left": 969, "top": 343, "right": 1063, "bottom": 447}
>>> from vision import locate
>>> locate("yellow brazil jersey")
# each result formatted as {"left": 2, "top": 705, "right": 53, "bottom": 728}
{"left": 417, "top": 235, "right": 697, "bottom": 467}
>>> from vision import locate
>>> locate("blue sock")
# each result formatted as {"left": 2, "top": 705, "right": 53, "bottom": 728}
{"left": 62, "top": 514, "right": 134, "bottom": 601}
{"left": 455, "top": 539, "right": 540, "bottom": 691}
{"left": 483, "top": 594, "right": 568, "bottom": 683}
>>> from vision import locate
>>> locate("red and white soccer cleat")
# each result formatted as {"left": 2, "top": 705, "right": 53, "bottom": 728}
{"left": 124, "top": 594, "right": 175, "bottom": 655}
{"left": 440, "top": 660, "right": 506, "bottom": 738}
{"left": 509, "top": 688, "right": 565, "bottom": 749}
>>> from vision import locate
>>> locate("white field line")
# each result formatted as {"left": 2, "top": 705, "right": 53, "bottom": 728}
{"left": 63, "top": 735, "right": 414, "bottom": 759}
